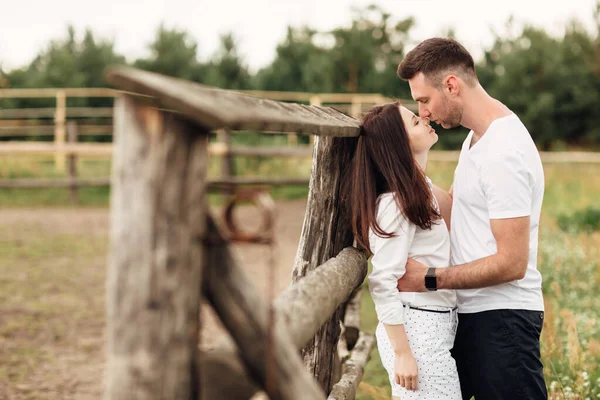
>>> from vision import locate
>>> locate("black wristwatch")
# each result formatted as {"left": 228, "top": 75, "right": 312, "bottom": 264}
{"left": 425, "top": 267, "right": 437, "bottom": 291}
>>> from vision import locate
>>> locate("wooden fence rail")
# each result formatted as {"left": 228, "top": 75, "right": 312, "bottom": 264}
{"left": 3, "top": 141, "right": 600, "bottom": 162}
{"left": 2, "top": 84, "right": 600, "bottom": 199}
{"left": 0, "top": 85, "right": 414, "bottom": 179}
{"left": 2, "top": 137, "right": 600, "bottom": 206}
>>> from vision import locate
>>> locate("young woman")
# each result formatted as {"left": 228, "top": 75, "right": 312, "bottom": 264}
{"left": 348, "top": 102, "right": 460, "bottom": 399}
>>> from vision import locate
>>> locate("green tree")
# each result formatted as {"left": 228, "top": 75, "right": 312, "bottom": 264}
{"left": 2, "top": 26, "right": 125, "bottom": 108}
{"left": 478, "top": 21, "right": 600, "bottom": 149}
{"left": 328, "top": 4, "right": 414, "bottom": 97}
{"left": 203, "top": 33, "right": 253, "bottom": 90}
{"left": 134, "top": 24, "right": 203, "bottom": 81}
{"left": 255, "top": 4, "right": 415, "bottom": 98}
{"left": 254, "top": 26, "right": 334, "bottom": 92}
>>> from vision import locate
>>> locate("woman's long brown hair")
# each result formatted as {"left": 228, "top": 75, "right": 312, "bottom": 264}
{"left": 348, "top": 102, "right": 440, "bottom": 254}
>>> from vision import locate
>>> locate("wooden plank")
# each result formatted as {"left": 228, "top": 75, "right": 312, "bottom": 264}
{"left": 539, "top": 151, "right": 600, "bottom": 163}
{"left": 327, "top": 333, "right": 376, "bottom": 400}
{"left": 291, "top": 135, "right": 358, "bottom": 393}
{"left": 0, "top": 126, "right": 55, "bottom": 136}
{"left": 0, "top": 107, "right": 114, "bottom": 119}
{"left": 0, "top": 125, "right": 112, "bottom": 137}
{"left": 217, "top": 129, "right": 234, "bottom": 195}
{"left": 104, "top": 95, "right": 208, "bottom": 400}
{"left": 428, "top": 151, "right": 461, "bottom": 162}
{"left": 77, "top": 126, "right": 113, "bottom": 135}
{"left": 105, "top": 66, "right": 361, "bottom": 137}
{"left": 0, "top": 142, "right": 113, "bottom": 156}
{"left": 0, "top": 178, "right": 110, "bottom": 188}
{"left": 0, "top": 88, "right": 116, "bottom": 98}
{"left": 0, "top": 142, "right": 308, "bottom": 157}
{"left": 274, "top": 247, "right": 367, "bottom": 349}
{"left": 1, "top": 141, "right": 598, "bottom": 164}
{"left": 54, "top": 90, "right": 66, "bottom": 172}
{"left": 204, "top": 216, "right": 326, "bottom": 400}
{"left": 67, "top": 121, "right": 79, "bottom": 204}
{"left": 210, "top": 143, "right": 313, "bottom": 157}
{"left": 0, "top": 119, "right": 55, "bottom": 126}
{"left": 0, "top": 177, "right": 308, "bottom": 189}
{"left": 207, "top": 177, "right": 309, "bottom": 187}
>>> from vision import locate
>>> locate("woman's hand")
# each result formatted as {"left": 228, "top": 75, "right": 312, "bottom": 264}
{"left": 394, "top": 351, "right": 418, "bottom": 391}
{"left": 382, "top": 323, "right": 417, "bottom": 390}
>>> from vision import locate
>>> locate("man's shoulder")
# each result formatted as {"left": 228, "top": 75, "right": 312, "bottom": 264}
{"left": 482, "top": 117, "right": 535, "bottom": 156}
{"left": 490, "top": 114, "right": 533, "bottom": 142}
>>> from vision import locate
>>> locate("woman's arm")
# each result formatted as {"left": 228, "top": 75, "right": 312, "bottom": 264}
{"left": 368, "top": 196, "right": 416, "bottom": 325}
{"left": 368, "top": 196, "right": 419, "bottom": 390}
{"left": 384, "top": 323, "right": 418, "bottom": 391}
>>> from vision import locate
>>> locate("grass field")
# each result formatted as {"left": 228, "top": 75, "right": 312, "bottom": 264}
{"left": 1, "top": 148, "right": 599, "bottom": 399}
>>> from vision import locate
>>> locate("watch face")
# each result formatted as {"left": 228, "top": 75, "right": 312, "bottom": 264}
{"left": 425, "top": 275, "right": 436, "bottom": 290}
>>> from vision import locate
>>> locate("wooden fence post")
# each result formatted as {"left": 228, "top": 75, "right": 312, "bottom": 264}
{"left": 291, "top": 134, "right": 357, "bottom": 393}
{"left": 54, "top": 90, "right": 66, "bottom": 172}
{"left": 104, "top": 94, "right": 209, "bottom": 400}
{"left": 217, "top": 128, "right": 234, "bottom": 195}
{"left": 349, "top": 98, "right": 361, "bottom": 119}
{"left": 308, "top": 95, "right": 322, "bottom": 146}
{"left": 66, "top": 121, "right": 78, "bottom": 204}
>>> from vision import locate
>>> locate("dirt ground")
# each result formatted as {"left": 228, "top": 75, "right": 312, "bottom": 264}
{"left": 0, "top": 199, "right": 308, "bottom": 400}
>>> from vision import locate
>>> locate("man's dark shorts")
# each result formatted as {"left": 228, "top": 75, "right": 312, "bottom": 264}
{"left": 451, "top": 309, "right": 548, "bottom": 400}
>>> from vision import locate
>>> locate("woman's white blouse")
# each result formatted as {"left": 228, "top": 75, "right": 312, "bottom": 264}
{"left": 368, "top": 182, "right": 457, "bottom": 325}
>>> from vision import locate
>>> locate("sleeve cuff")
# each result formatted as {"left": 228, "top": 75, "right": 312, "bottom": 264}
{"left": 489, "top": 209, "right": 531, "bottom": 219}
{"left": 375, "top": 302, "right": 405, "bottom": 325}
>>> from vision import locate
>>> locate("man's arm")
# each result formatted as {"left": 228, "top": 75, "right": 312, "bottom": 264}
{"left": 431, "top": 184, "right": 453, "bottom": 231}
{"left": 397, "top": 216, "right": 530, "bottom": 292}
{"left": 437, "top": 216, "right": 529, "bottom": 289}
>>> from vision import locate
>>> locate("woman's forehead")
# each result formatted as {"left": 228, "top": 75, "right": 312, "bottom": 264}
{"left": 399, "top": 106, "right": 415, "bottom": 120}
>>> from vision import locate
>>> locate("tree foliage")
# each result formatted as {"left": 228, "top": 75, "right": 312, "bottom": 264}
{"left": 1, "top": 3, "right": 599, "bottom": 148}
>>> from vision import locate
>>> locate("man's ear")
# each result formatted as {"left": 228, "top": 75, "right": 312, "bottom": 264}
{"left": 445, "top": 75, "right": 460, "bottom": 96}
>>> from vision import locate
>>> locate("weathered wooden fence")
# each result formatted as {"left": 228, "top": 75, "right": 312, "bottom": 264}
{"left": 102, "top": 66, "right": 374, "bottom": 400}
{"left": 0, "top": 87, "right": 417, "bottom": 201}
{"left": 2, "top": 87, "right": 600, "bottom": 203}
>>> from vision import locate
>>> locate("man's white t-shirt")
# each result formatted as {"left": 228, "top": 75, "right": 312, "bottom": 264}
{"left": 451, "top": 114, "right": 545, "bottom": 313}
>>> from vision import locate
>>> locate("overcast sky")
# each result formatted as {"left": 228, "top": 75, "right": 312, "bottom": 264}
{"left": 1, "top": 0, "right": 597, "bottom": 72}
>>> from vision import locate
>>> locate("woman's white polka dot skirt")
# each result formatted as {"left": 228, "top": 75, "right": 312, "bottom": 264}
{"left": 375, "top": 306, "right": 462, "bottom": 399}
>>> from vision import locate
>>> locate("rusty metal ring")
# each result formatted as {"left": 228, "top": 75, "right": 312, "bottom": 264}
{"left": 223, "top": 188, "right": 275, "bottom": 244}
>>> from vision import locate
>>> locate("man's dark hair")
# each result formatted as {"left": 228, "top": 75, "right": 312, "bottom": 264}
{"left": 397, "top": 38, "right": 477, "bottom": 87}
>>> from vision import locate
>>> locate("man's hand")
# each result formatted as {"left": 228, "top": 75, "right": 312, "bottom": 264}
{"left": 397, "top": 258, "right": 428, "bottom": 292}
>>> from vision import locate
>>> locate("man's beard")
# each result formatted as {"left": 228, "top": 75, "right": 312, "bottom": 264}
{"left": 439, "top": 97, "right": 462, "bottom": 129}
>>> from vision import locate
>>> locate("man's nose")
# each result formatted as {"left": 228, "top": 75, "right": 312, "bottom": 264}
{"left": 418, "top": 103, "right": 430, "bottom": 118}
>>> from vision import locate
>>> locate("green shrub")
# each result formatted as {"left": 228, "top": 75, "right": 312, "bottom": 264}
{"left": 557, "top": 207, "right": 600, "bottom": 233}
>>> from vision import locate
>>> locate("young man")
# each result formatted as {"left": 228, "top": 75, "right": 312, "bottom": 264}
{"left": 395, "top": 38, "right": 547, "bottom": 400}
